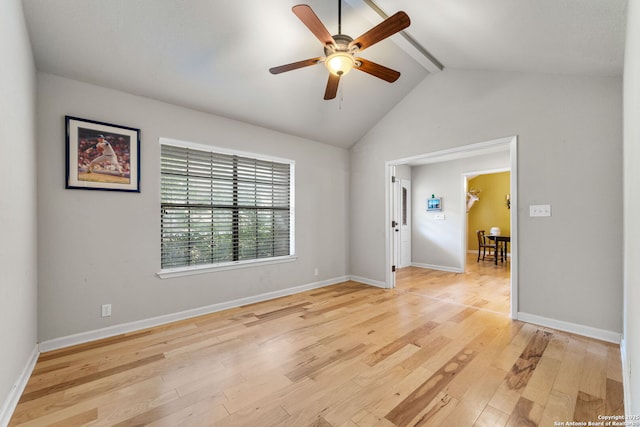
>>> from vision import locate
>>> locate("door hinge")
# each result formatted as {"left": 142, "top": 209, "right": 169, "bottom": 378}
{"left": 392, "top": 220, "right": 397, "bottom": 228}
{"left": 392, "top": 265, "right": 397, "bottom": 272}
{"left": 391, "top": 176, "right": 396, "bottom": 183}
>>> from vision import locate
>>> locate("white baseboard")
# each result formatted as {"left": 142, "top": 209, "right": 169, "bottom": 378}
{"left": 0, "top": 344, "right": 39, "bottom": 427}
{"left": 620, "top": 337, "right": 632, "bottom": 416}
{"left": 39, "top": 276, "right": 349, "bottom": 353}
{"left": 517, "top": 312, "right": 621, "bottom": 344}
{"left": 411, "top": 262, "right": 463, "bottom": 273}
{"left": 349, "top": 275, "right": 386, "bottom": 288}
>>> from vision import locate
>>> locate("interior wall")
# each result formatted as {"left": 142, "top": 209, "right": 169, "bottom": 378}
{"left": 624, "top": 0, "right": 640, "bottom": 414}
{"left": 350, "top": 68, "right": 623, "bottom": 335}
{"left": 467, "top": 172, "right": 511, "bottom": 251}
{"left": 410, "top": 151, "right": 509, "bottom": 270}
{"left": 0, "top": 0, "right": 38, "bottom": 419}
{"left": 36, "top": 73, "right": 350, "bottom": 343}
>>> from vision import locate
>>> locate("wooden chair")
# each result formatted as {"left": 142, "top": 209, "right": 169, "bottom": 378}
{"left": 476, "top": 229, "right": 498, "bottom": 262}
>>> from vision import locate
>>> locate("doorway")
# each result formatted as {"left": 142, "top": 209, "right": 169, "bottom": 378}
{"left": 386, "top": 136, "right": 518, "bottom": 319}
{"left": 465, "top": 169, "right": 511, "bottom": 264}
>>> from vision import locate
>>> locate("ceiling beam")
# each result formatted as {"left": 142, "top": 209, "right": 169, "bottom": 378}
{"left": 344, "top": 0, "right": 444, "bottom": 73}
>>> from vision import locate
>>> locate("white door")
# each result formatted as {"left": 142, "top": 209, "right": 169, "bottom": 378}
{"left": 399, "top": 180, "right": 411, "bottom": 267}
{"left": 392, "top": 177, "right": 400, "bottom": 274}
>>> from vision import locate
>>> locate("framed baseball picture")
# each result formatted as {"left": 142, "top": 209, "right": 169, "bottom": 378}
{"left": 65, "top": 116, "right": 141, "bottom": 192}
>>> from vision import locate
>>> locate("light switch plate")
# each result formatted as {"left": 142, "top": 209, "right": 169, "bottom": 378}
{"left": 529, "top": 204, "right": 551, "bottom": 217}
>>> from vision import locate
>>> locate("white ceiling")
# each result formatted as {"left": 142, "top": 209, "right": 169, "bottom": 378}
{"left": 21, "top": 0, "right": 627, "bottom": 149}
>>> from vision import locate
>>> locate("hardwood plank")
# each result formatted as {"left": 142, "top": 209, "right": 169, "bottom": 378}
{"left": 580, "top": 340, "right": 609, "bottom": 399}
{"left": 473, "top": 405, "right": 510, "bottom": 427}
{"left": 448, "top": 307, "right": 479, "bottom": 323}
{"left": 505, "top": 396, "right": 543, "bottom": 427}
{"left": 281, "top": 377, "right": 364, "bottom": 425}
{"left": 366, "top": 321, "right": 439, "bottom": 366}
{"left": 308, "top": 416, "right": 333, "bottom": 427}
{"left": 539, "top": 389, "right": 574, "bottom": 426}
{"left": 36, "top": 330, "right": 154, "bottom": 362}
{"left": 521, "top": 353, "right": 561, "bottom": 406}
{"left": 607, "top": 344, "right": 624, "bottom": 382}
{"left": 491, "top": 323, "right": 539, "bottom": 373}
{"left": 244, "top": 302, "right": 311, "bottom": 326}
{"left": 8, "top": 255, "right": 624, "bottom": 427}
{"left": 573, "top": 390, "right": 605, "bottom": 422}
{"left": 286, "top": 343, "right": 368, "bottom": 382}
{"left": 505, "top": 330, "right": 553, "bottom": 391}
{"left": 45, "top": 409, "right": 97, "bottom": 427}
{"left": 18, "top": 354, "right": 165, "bottom": 403}
{"left": 410, "top": 391, "right": 459, "bottom": 426}
{"left": 552, "top": 334, "right": 588, "bottom": 411}
{"left": 145, "top": 401, "right": 228, "bottom": 427}
{"left": 12, "top": 376, "right": 177, "bottom": 427}
{"left": 109, "top": 385, "right": 226, "bottom": 427}
{"left": 223, "top": 371, "right": 293, "bottom": 413}
{"left": 385, "top": 348, "right": 477, "bottom": 426}
{"left": 605, "top": 378, "right": 625, "bottom": 415}
{"left": 447, "top": 366, "right": 508, "bottom": 425}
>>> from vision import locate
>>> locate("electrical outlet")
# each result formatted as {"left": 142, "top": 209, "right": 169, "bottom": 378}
{"left": 314, "top": 267, "right": 319, "bottom": 276}
{"left": 101, "top": 304, "right": 112, "bottom": 317}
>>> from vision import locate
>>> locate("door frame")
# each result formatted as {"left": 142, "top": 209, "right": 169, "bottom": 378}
{"left": 385, "top": 135, "right": 518, "bottom": 319}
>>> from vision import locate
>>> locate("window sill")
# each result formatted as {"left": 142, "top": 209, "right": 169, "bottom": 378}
{"left": 157, "top": 255, "right": 297, "bottom": 279}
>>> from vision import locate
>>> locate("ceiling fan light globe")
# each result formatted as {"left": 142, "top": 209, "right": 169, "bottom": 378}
{"left": 325, "top": 52, "right": 355, "bottom": 76}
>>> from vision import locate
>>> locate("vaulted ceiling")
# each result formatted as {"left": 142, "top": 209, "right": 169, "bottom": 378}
{"left": 22, "top": 0, "right": 627, "bottom": 148}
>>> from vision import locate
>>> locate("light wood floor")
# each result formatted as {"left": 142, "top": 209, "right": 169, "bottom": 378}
{"left": 10, "top": 256, "right": 623, "bottom": 426}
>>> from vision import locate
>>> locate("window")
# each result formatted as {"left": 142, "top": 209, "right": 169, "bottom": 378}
{"left": 160, "top": 139, "right": 294, "bottom": 273}
{"left": 402, "top": 186, "right": 408, "bottom": 226}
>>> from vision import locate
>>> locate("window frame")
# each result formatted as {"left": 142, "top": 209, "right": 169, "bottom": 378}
{"left": 157, "top": 137, "right": 296, "bottom": 279}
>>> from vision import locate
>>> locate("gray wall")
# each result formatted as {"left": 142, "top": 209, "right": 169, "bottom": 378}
{"left": 0, "top": 0, "right": 38, "bottom": 419}
{"left": 624, "top": 0, "right": 640, "bottom": 415}
{"left": 36, "top": 73, "right": 350, "bottom": 342}
{"left": 350, "top": 69, "right": 623, "bottom": 335}
{"left": 411, "top": 151, "right": 509, "bottom": 270}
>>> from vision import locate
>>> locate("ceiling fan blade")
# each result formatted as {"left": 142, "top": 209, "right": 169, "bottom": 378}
{"left": 349, "top": 11, "right": 410, "bottom": 51}
{"left": 324, "top": 73, "right": 340, "bottom": 100}
{"left": 269, "top": 57, "right": 323, "bottom": 74}
{"left": 292, "top": 4, "right": 336, "bottom": 46}
{"left": 355, "top": 58, "right": 400, "bottom": 82}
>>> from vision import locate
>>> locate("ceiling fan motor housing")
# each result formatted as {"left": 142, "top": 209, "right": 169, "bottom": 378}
{"left": 324, "top": 34, "right": 360, "bottom": 76}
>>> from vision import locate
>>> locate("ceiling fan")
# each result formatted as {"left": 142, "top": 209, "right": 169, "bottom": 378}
{"left": 269, "top": 1, "right": 410, "bottom": 100}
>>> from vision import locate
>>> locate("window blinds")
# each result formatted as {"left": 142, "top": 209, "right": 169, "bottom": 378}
{"left": 160, "top": 144, "right": 292, "bottom": 269}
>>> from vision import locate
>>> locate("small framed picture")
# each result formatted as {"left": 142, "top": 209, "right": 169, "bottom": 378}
{"left": 65, "top": 116, "right": 140, "bottom": 192}
{"left": 427, "top": 197, "right": 442, "bottom": 211}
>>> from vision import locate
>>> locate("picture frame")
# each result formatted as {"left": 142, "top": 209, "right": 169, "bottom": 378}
{"left": 427, "top": 197, "right": 442, "bottom": 212}
{"left": 65, "top": 116, "right": 140, "bottom": 192}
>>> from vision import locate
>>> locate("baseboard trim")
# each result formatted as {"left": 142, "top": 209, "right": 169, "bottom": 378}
{"left": 39, "top": 276, "right": 349, "bottom": 353}
{"left": 349, "top": 275, "right": 386, "bottom": 288}
{"left": 517, "top": 312, "right": 621, "bottom": 344}
{"left": 411, "top": 263, "right": 463, "bottom": 273}
{"left": 0, "top": 344, "right": 39, "bottom": 427}
{"left": 620, "top": 337, "right": 632, "bottom": 416}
